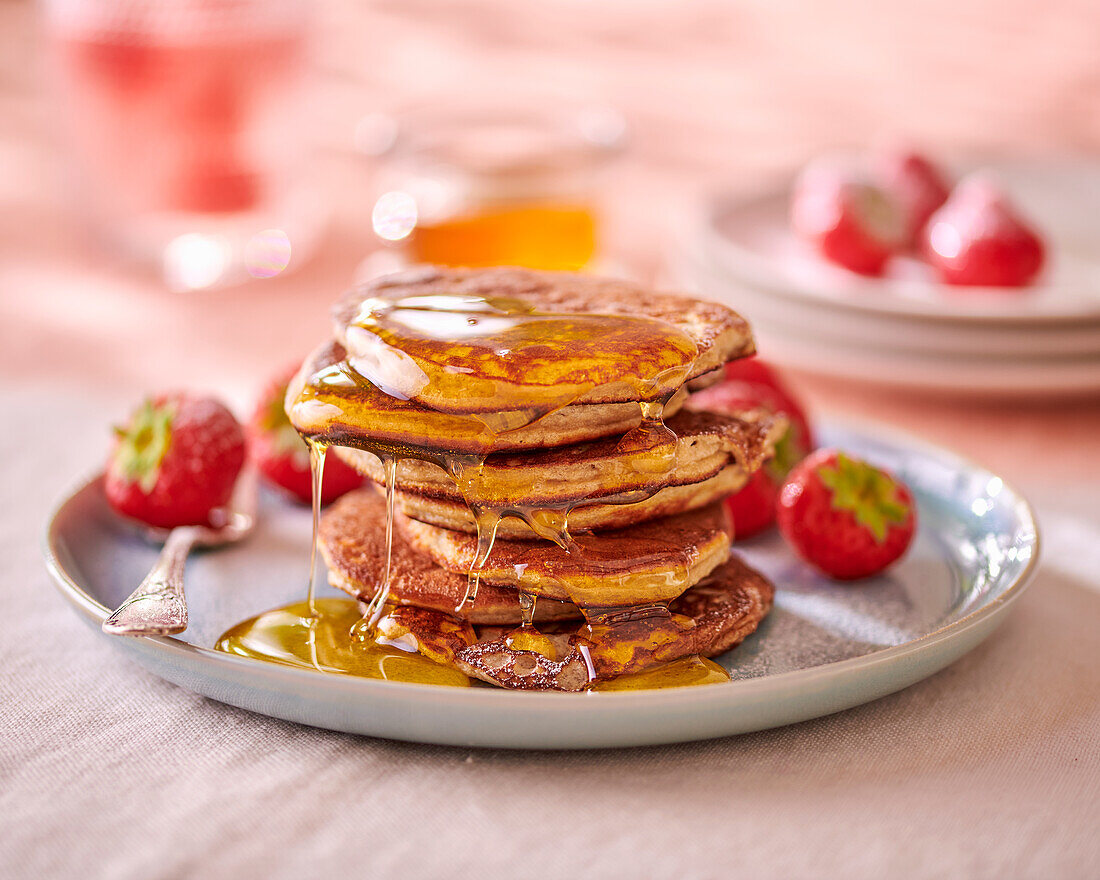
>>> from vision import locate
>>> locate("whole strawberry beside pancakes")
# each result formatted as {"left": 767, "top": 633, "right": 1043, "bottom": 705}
{"left": 723, "top": 358, "right": 814, "bottom": 441}
{"left": 248, "top": 366, "right": 364, "bottom": 505}
{"left": 692, "top": 358, "right": 815, "bottom": 539}
{"left": 105, "top": 393, "right": 246, "bottom": 529}
{"left": 777, "top": 448, "right": 916, "bottom": 580}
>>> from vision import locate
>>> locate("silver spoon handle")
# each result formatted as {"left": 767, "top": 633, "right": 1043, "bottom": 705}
{"left": 102, "top": 526, "right": 200, "bottom": 636}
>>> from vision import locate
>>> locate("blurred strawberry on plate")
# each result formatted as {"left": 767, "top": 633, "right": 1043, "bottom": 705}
{"left": 872, "top": 146, "right": 952, "bottom": 246}
{"left": 249, "top": 365, "right": 364, "bottom": 505}
{"left": 679, "top": 158, "right": 1100, "bottom": 396}
{"left": 790, "top": 161, "right": 908, "bottom": 276}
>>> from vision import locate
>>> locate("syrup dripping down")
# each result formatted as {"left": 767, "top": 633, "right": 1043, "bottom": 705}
{"left": 360, "top": 454, "right": 398, "bottom": 625}
{"left": 503, "top": 592, "right": 560, "bottom": 660}
{"left": 306, "top": 439, "right": 326, "bottom": 614}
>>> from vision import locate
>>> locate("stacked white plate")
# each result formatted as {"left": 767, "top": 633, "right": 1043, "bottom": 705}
{"left": 674, "top": 160, "right": 1100, "bottom": 396}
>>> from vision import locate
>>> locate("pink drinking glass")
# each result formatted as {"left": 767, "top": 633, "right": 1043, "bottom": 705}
{"left": 43, "top": 0, "right": 321, "bottom": 288}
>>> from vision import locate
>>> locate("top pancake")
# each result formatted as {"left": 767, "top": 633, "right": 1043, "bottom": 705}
{"left": 331, "top": 266, "right": 756, "bottom": 394}
{"left": 287, "top": 268, "right": 755, "bottom": 455}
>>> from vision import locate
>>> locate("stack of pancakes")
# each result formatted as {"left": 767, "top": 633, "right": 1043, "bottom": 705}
{"left": 289, "top": 267, "right": 783, "bottom": 691}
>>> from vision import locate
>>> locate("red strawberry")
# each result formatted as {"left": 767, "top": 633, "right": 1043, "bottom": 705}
{"left": 723, "top": 357, "right": 815, "bottom": 447}
{"left": 721, "top": 469, "right": 780, "bottom": 539}
{"left": 873, "top": 147, "right": 951, "bottom": 244}
{"left": 777, "top": 448, "right": 916, "bottom": 580}
{"left": 105, "top": 393, "right": 246, "bottom": 529}
{"left": 920, "top": 174, "right": 1045, "bottom": 288}
{"left": 691, "top": 368, "right": 814, "bottom": 539}
{"left": 791, "top": 162, "right": 907, "bottom": 276}
{"left": 249, "top": 366, "right": 364, "bottom": 504}
{"left": 724, "top": 356, "right": 786, "bottom": 388}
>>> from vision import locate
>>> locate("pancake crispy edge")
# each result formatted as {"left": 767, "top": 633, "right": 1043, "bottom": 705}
{"left": 334, "top": 406, "right": 785, "bottom": 511}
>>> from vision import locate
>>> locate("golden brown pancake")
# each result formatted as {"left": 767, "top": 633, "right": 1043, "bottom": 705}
{"left": 364, "top": 555, "right": 774, "bottom": 691}
{"left": 288, "top": 340, "right": 693, "bottom": 456}
{"left": 397, "top": 502, "right": 732, "bottom": 607}
{"left": 319, "top": 489, "right": 582, "bottom": 625}
{"left": 330, "top": 266, "right": 756, "bottom": 388}
{"left": 288, "top": 267, "right": 755, "bottom": 455}
{"left": 334, "top": 407, "right": 784, "bottom": 537}
{"left": 377, "top": 463, "right": 747, "bottom": 539}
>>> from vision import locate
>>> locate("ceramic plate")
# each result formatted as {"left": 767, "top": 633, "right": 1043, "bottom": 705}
{"left": 678, "top": 254, "right": 1100, "bottom": 396}
{"left": 44, "top": 423, "right": 1038, "bottom": 749}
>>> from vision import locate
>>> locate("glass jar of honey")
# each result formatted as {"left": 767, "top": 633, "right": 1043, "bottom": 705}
{"left": 365, "top": 105, "right": 625, "bottom": 272}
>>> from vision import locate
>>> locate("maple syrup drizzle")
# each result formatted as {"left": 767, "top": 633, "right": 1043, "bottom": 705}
{"left": 305, "top": 439, "right": 327, "bottom": 615}
{"left": 363, "top": 455, "right": 398, "bottom": 625}
{"left": 518, "top": 591, "right": 537, "bottom": 627}
{"left": 218, "top": 287, "right": 732, "bottom": 690}
{"left": 503, "top": 592, "right": 561, "bottom": 660}
{"left": 460, "top": 505, "right": 498, "bottom": 610}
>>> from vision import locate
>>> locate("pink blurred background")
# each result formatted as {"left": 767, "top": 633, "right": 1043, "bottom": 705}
{"left": 2, "top": 0, "right": 1099, "bottom": 483}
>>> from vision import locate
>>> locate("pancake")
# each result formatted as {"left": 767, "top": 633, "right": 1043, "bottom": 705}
{"left": 330, "top": 267, "right": 756, "bottom": 390}
{"left": 363, "top": 555, "right": 775, "bottom": 691}
{"left": 288, "top": 267, "right": 755, "bottom": 455}
{"left": 333, "top": 407, "right": 785, "bottom": 537}
{"left": 397, "top": 502, "right": 732, "bottom": 607}
{"left": 319, "top": 489, "right": 582, "bottom": 625}
{"left": 377, "top": 463, "right": 747, "bottom": 538}
{"left": 289, "top": 340, "right": 691, "bottom": 455}
{"left": 281, "top": 266, "right": 776, "bottom": 692}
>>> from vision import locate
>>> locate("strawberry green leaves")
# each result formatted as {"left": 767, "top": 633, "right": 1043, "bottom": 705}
{"left": 113, "top": 399, "right": 176, "bottom": 494}
{"left": 817, "top": 452, "right": 909, "bottom": 543}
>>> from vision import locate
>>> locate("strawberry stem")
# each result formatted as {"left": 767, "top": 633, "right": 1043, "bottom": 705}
{"left": 114, "top": 399, "right": 175, "bottom": 494}
{"left": 818, "top": 452, "right": 909, "bottom": 542}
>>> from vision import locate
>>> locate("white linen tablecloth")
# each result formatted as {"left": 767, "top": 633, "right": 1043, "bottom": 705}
{"left": 1, "top": 384, "right": 1097, "bottom": 880}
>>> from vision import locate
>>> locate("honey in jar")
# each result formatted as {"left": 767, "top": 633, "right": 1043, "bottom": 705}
{"left": 368, "top": 105, "right": 623, "bottom": 271}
